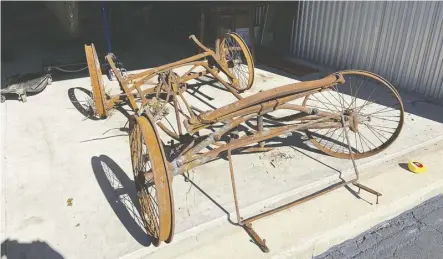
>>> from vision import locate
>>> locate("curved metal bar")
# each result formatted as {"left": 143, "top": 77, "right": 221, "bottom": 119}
{"left": 174, "top": 115, "right": 341, "bottom": 175}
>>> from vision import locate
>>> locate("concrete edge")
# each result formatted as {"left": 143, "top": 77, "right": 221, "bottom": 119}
{"left": 347, "top": 134, "right": 443, "bottom": 173}
{"left": 273, "top": 175, "right": 443, "bottom": 259}
{"left": 120, "top": 135, "right": 443, "bottom": 258}
{"left": 1, "top": 102, "right": 8, "bottom": 243}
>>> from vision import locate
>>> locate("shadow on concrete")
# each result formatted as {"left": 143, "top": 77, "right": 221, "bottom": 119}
{"left": 226, "top": 132, "right": 326, "bottom": 158}
{"left": 398, "top": 162, "right": 411, "bottom": 173}
{"left": 91, "top": 155, "right": 153, "bottom": 247}
{"left": 1, "top": 239, "right": 64, "bottom": 259}
{"left": 182, "top": 174, "right": 238, "bottom": 226}
{"left": 67, "top": 87, "right": 99, "bottom": 120}
{"left": 1, "top": 91, "right": 48, "bottom": 103}
{"left": 343, "top": 185, "right": 373, "bottom": 206}
{"left": 67, "top": 87, "right": 133, "bottom": 133}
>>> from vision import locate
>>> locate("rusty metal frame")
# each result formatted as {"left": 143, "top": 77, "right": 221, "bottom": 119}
{"left": 129, "top": 68, "right": 403, "bottom": 252}
{"left": 165, "top": 107, "right": 382, "bottom": 252}
{"left": 85, "top": 33, "right": 253, "bottom": 122}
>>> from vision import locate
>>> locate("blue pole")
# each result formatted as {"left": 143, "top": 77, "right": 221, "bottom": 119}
{"left": 101, "top": 1, "right": 112, "bottom": 54}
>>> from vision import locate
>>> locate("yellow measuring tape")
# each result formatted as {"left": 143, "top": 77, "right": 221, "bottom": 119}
{"left": 408, "top": 160, "right": 427, "bottom": 174}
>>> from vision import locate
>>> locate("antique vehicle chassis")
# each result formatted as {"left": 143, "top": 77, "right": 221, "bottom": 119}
{"left": 126, "top": 63, "right": 405, "bottom": 252}
{"left": 84, "top": 33, "right": 254, "bottom": 126}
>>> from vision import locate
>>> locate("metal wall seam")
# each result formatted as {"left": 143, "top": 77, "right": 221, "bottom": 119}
{"left": 393, "top": 2, "right": 416, "bottom": 89}
{"left": 354, "top": 1, "right": 370, "bottom": 70}
{"left": 403, "top": 2, "right": 427, "bottom": 92}
{"left": 290, "top": 1, "right": 443, "bottom": 100}
{"left": 323, "top": 1, "right": 332, "bottom": 65}
{"left": 341, "top": 1, "right": 356, "bottom": 69}
{"left": 329, "top": 2, "right": 345, "bottom": 66}
{"left": 415, "top": 2, "right": 438, "bottom": 94}
{"left": 433, "top": 2, "right": 443, "bottom": 99}
{"left": 386, "top": 2, "right": 408, "bottom": 83}
{"left": 345, "top": 1, "right": 360, "bottom": 69}
{"left": 374, "top": 1, "right": 394, "bottom": 76}
{"left": 314, "top": 1, "right": 325, "bottom": 63}
{"left": 423, "top": 2, "right": 443, "bottom": 97}
{"left": 301, "top": 1, "right": 309, "bottom": 59}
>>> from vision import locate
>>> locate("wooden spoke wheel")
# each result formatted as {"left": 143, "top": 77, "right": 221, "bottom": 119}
{"left": 302, "top": 70, "right": 404, "bottom": 159}
{"left": 129, "top": 114, "right": 175, "bottom": 246}
{"left": 219, "top": 33, "right": 255, "bottom": 92}
{"left": 85, "top": 43, "right": 108, "bottom": 118}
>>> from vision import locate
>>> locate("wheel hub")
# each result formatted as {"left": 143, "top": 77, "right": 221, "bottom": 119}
{"left": 349, "top": 111, "right": 359, "bottom": 133}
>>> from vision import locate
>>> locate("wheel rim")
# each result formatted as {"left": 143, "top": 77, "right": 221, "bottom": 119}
{"left": 303, "top": 70, "right": 404, "bottom": 159}
{"left": 85, "top": 44, "right": 108, "bottom": 118}
{"left": 219, "top": 33, "right": 254, "bottom": 92}
{"left": 129, "top": 114, "right": 174, "bottom": 245}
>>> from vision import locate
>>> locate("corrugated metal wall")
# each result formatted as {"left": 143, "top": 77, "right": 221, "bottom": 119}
{"left": 291, "top": 1, "right": 443, "bottom": 100}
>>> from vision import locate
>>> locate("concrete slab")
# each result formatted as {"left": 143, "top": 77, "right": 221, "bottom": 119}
{"left": 125, "top": 137, "right": 443, "bottom": 259}
{"left": 2, "top": 64, "right": 443, "bottom": 259}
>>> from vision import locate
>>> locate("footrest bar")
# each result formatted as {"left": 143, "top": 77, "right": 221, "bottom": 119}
{"left": 353, "top": 183, "right": 382, "bottom": 204}
{"left": 243, "top": 223, "right": 269, "bottom": 253}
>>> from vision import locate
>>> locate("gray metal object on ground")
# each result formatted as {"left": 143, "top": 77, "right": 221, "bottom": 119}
{"left": 1, "top": 73, "right": 52, "bottom": 103}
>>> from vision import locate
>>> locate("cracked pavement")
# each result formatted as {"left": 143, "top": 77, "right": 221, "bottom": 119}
{"left": 314, "top": 194, "right": 443, "bottom": 259}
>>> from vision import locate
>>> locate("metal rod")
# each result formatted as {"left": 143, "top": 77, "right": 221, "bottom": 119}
{"left": 186, "top": 88, "right": 337, "bottom": 132}
{"left": 132, "top": 52, "right": 213, "bottom": 87}
{"left": 200, "top": 115, "right": 338, "bottom": 158}
{"left": 243, "top": 179, "right": 357, "bottom": 224}
{"left": 228, "top": 150, "right": 243, "bottom": 225}
{"left": 243, "top": 223, "right": 269, "bottom": 253}
{"left": 341, "top": 114, "right": 359, "bottom": 181}
{"left": 215, "top": 38, "right": 220, "bottom": 58}
{"left": 173, "top": 95, "right": 183, "bottom": 136}
{"left": 257, "top": 114, "right": 265, "bottom": 148}
{"left": 105, "top": 55, "right": 139, "bottom": 111}
{"left": 175, "top": 115, "right": 341, "bottom": 175}
{"left": 196, "top": 74, "right": 343, "bottom": 123}
{"left": 205, "top": 68, "right": 242, "bottom": 101}
{"left": 184, "top": 115, "right": 255, "bottom": 159}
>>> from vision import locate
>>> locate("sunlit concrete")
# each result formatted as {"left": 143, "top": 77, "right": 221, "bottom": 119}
{"left": 2, "top": 64, "right": 443, "bottom": 258}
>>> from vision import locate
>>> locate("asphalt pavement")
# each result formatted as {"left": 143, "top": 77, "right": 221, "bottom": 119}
{"left": 314, "top": 194, "right": 443, "bottom": 259}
